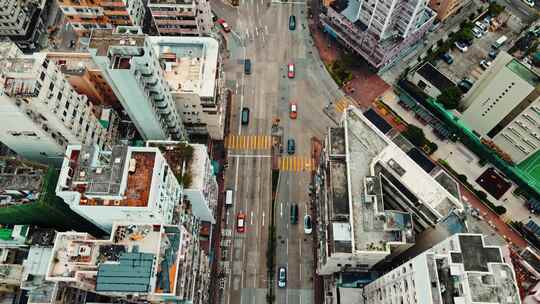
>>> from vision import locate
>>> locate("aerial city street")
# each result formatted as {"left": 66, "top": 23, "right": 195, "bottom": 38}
{"left": 1, "top": 0, "right": 540, "bottom": 303}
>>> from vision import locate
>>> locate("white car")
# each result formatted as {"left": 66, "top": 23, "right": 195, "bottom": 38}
{"left": 480, "top": 60, "right": 492, "bottom": 70}
{"left": 304, "top": 215, "right": 312, "bottom": 235}
{"left": 523, "top": 0, "right": 534, "bottom": 7}
{"left": 278, "top": 267, "right": 287, "bottom": 288}
{"left": 472, "top": 27, "right": 483, "bottom": 39}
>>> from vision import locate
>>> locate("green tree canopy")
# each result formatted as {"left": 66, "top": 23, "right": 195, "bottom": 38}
{"left": 403, "top": 124, "right": 426, "bottom": 147}
{"left": 437, "top": 86, "right": 462, "bottom": 110}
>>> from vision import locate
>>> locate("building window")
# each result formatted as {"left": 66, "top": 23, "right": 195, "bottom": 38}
{"left": 40, "top": 72, "right": 45, "bottom": 81}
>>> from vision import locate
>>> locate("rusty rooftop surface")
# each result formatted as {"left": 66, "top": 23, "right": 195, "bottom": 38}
{"left": 65, "top": 146, "right": 156, "bottom": 208}
{"left": 88, "top": 29, "right": 146, "bottom": 56}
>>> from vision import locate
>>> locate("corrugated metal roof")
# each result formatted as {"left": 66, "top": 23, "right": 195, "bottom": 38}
{"left": 96, "top": 252, "right": 154, "bottom": 293}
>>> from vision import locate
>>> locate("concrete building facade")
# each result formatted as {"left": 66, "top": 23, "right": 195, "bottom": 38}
{"left": 148, "top": 36, "right": 225, "bottom": 139}
{"left": 320, "top": 0, "right": 436, "bottom": 70}
{"left": 56, "top": 144, "right": 183, "bottom": 233}
{"left": 89, "top": 27, "right": 186, "bottom": 141}
{"left": 0, "top": 0, "right": 47, "bottom": 51}
{"left": 57, "top": 0, "right": 145, "bottom": 37}
{"left": 147, "top": 0, "right": 213, "bottom": 36}
{"left": 0, "top": 53, "right": 110, "bottom": 164}
{"left": 462, "top": 52, "right": 540, "bottom": 164}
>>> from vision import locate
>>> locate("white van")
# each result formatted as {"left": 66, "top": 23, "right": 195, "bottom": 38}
{"left": 225, "top": 190, "right": 233, "bottom": 207}
{"left": 492, "top": 35, "right": 508, "bottom": 49}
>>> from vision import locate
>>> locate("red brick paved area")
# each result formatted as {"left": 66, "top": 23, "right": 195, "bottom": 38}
{"left": 310, "top": 24, "right": 390, "bottom": 108}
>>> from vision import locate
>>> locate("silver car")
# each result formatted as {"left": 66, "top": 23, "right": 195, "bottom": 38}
{"left": 278, "top": 267, "right": 287, "bottom": 288}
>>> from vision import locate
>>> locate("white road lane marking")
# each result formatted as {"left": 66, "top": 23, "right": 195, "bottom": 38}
{"left": 226, "top": 210, "right": 229, "bottom": 225}
{"left": 250, "top": 211, "right": 253, "bottom": 225}
{"left": 300, "top": 263, "right": 302, "bottom": 282}
{"left": 262, "top": 212, "right": 265, "bottom": 226}
{"left": 299, "top": 240, "right": 302, "bottom": 256}
{"left": 280, "top": 202, "right": 283, "bottom": 217}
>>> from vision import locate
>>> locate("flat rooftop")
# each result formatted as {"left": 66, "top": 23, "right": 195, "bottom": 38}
{"left": 188, "top": 144, "right": 208, "bottom": 190}
{"left": 0, "top": 159, "right": 46, "bottom": 192}
{"left": 46, "top": 52, "right": 100, "bottom": 73}
{"left": 341, "top": 108, "right": 414, "bottom": 252}
{"left": 416, "top": 62, "right": 455, "bottom": 92}
{"left": 148, "top": 0, "right": 194, "bottom": 5}
{"left": 148, "top": 36, "right": 219, "bottom": 99}
{"left": 89, "top": 29, "right": 146, "bottom": 57}
{"left": 58, "top": 145, "right": 159, "bottom": 208}
{"left": 48, "top": 223, "right": 182, "bottom": 296}
{"left": 431, "top": 234, "right": 520, "bottom": 304}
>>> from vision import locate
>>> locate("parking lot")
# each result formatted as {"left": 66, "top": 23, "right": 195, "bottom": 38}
{"left": 434, "top": 13, "right": 525, "bottom": 84}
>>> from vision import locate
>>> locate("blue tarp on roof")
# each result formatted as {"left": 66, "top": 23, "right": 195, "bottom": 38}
{"left": 96, "top": 252, "right": 154, "bottom": 293}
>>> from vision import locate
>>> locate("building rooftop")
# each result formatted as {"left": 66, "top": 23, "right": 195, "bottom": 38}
{"left": 416, "top": 62, "right": 455, "bottom": 93}
{"left": 89, "top": 28, "right": 146, "bottom": 57}
{"left": 328, "top": 108, "right": 415, "bottom": 253}
{"left": 506, "top": 58, "right": 540, "bottom": 87}
{"left": 56, "top": 145, "right": 163, "bottom": 208}
{"left": 188, "top": 144, "right": 209, "bottom": 190}
{"left": 0, "top": 159, "right": 47, "bottom": 207}
{"left": 148, "top": 0, "right": 194, "bottom": 5}
{"left": 47, "top": 223, "right": 183, "bottom": 297}
{"left": 431, "top": 234, "right": 520, "bottom": 304}
{"left": 148, "top": 36, "right": 219, "bottom": 99}
{"left": 46, "top": 52, "right": 100, "bottom": 74}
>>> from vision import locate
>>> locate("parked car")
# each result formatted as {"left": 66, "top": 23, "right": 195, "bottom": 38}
{"left": 454, "top": 41, "right": 468, "bottom": 52}
{"left": 440, "top": 53, "right": 454, "bottom": 64}
{"left": 458, "top": 79, "right": 474, "bottom": 93}
{"left": 289, "top": 15, "right": 296, "bottom": 30}
{"left": 287, "top": 63, "right": 295, "bottom": 78}
{"left": 475, "top": 21, "right": 487, "bottom": 32}
{"left": 304, "top": 215, "right": 312, "bottom": 234}
{"left": 241, "top": 107, "right": 250, "bottom": 125}
{"left": 488, "top": 50, "right": 498, "bottom": 60}
{"left": 236, "top": 212, "right": 246, "bottom": 233}
{"left": 278, "top": 267, "right": 287, "bottom": 288}
{"left": 287, "top": 138, "right": 295, "bottom": 155}
{"left": 480, "top": 59, "right": 492, "bottom": 70}
{"left": 472, "top": 27, "right": 483, "bottom": 38}
{"left": 289, "top": 102, "right": 297, "bottom": 119}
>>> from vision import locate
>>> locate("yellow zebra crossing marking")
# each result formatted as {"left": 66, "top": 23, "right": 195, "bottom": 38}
{"left": 335, "top": 96, "right": 353, "bottom": 113}
{"left": 279, "top": 156, "right": 315, "bottom": 172}
{"left": 225, "top": 135, "right": 272, "bottom": 150}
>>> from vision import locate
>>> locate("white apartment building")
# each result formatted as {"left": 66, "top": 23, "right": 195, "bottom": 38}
{"left": 363, "top": 233, "right": 521, "bottom": 304}
{"left": 89, "top": 27, "right": 186, "bottom": 141}
{"left": 0, "top": 52, "right": 109, "bottom": 164}
{"left": 147, "top": 0, "right": 213, "bottom": 36}
{"left": 462, "top": 52, "right": 540, "bottom": 164}
{"left": 148, "top": 36, "right": 225, "bottom": 139}
{"left": 56, "top": 144, "right": 183, "bottom": 233}
{"left": 314, "top": 107, "right": 463, "bottom": 275}
{"left": 45, "top": 222, "right": 210, "bottom": 303}
{"left": 147, "top": 141, "right": 218, "bottom": 224}
{"left": 184, "top": 144, "right": 217, "bottom": 224}
{"left": 0, "top": 0, "right": 47, "bottom": 51}
{"left": 320, "top": 0, "right": 436, "bottom": 70}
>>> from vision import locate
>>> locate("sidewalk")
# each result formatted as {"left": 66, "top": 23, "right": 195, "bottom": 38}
{"left": 310, "top": 137, "right": 324, "bottom": 304}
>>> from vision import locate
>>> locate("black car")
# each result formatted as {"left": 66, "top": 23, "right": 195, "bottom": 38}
{"left": 289, "top": 15, "right": 296, "bottom": 31}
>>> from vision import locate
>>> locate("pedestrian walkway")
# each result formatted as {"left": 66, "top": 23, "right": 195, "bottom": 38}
{"left": 334, "top": 96, "right": 353, "bottom": 113}
{"left": 279, "top": 156, "right": 315, "bottom": 172}
{"left": 225, "top": 135, "right": 272, "bottom": 150}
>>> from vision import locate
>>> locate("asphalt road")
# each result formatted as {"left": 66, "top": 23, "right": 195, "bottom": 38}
{"left": 212, "top": 0, "right": 336, "bottom": 303}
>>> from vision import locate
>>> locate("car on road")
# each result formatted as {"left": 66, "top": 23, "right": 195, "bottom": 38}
{"left": 289, "top": 103, "right": 297, "bottom": 119}
{"left": 480, "top": 59, "right": 492, "bottom": 70}
{"left": 241, "top": 107, "right": 250, "bottom": 125}
{"left": 244, "top": 59, "right": 252, "bottom": 75}
{"left": 472, "top": 27, "right": 483, "bottom": 38}
{"left": 440, "top": 53, "right": 454, "bottom": 64}
{"left": 217, "top": 18, "right": 231, "bottom": 32}
{"left": 278, "top": 267, "right": 287, "bottom": 288}
{"left": 523, "top": 0, "right": 534, "bottom": 7}
{"left": 236, "top": 212, "right": 246, "bottom": 233}
{"left": 287, "top": 138, "right": 295, "bottom": 155}
{"left": 289, "top": 15, "right": 296, "bottom": 30}
{"left": 304, "top": 215, "right": 312, "bottom": 234}
{"left": 454, "top": 41, "right": 468, "bottom": 52}
{"left": 287, "top": 63, "right": 295, "bottom": 78}
{"left": 290, "top": 204, "right": 298, "bottom": 224}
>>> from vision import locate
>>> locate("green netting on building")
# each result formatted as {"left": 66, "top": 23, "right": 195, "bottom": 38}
{"left": 397, "top": 80, "right": 540, "bottom": 200}
{"left": 96, "top": 252, "right": 154, "bottom": 293}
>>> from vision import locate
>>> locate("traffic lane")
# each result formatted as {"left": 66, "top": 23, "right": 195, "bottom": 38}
{"left": 275, "top": 172, "right": 292, "bottom": 303}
